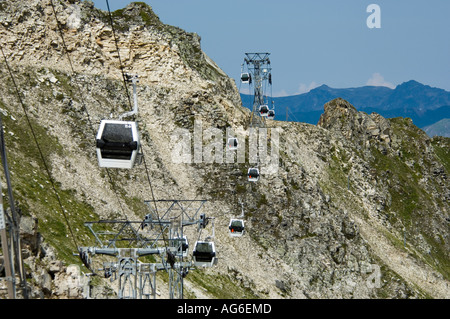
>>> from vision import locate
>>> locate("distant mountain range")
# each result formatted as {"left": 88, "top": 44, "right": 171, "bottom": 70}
{"left": 240, "top": 80, "right": 450, "bottom": 137}
{"left": 423, "top": 119, "right": 450, "bottom": 138}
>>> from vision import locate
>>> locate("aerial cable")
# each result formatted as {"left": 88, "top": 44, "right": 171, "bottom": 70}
{"left": 50, "top": 0, "right": 130, "bottom": 223}
{"left": 270, "top": 75, "right": 274, "bottom": 110}
{"left": 238, "top": 64, "right": 243, "bottom": 95}
{"left": 0, "top": 105, "right": 29, "bottom": 298}
{"left": 105, "top": 0, "right": 133, "bottom": 111}
{"left": 104, "top": 0, "right": 158, "bottom": 211}
{"left": 287, "top": 106, "right": 301, "bottom": 123}
{"left": 140, "top": 148, "right": 170, "bottom": 249}
{"left": 103, "top": 0, "right": 174, "bottom": 259}
{"left": 104, "top": 1, "right": 219, "bottom": 275}
{"left": 0, "top": 44, "right": 79, "bottom": 252}
{"left": 49, "top": 0, "right": 95, "bottom": 136}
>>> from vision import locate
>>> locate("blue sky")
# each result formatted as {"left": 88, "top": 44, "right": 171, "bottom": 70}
{"left": 90, "top": 0, "right": 450, "bottom": 96}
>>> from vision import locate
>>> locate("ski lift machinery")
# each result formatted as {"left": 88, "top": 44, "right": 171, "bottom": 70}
{"left": 96, "top": 74, "right": 142, "bottom": 169}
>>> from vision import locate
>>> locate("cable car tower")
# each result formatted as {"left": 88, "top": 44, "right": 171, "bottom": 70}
{"left": 77, "top": 200, "right": 215, "bottom": 299}
{"left": 241, "top": 52, "right": 274, "bottom": 128}
{"left": 240, "top": 53, "right": 275, "bottom": 183}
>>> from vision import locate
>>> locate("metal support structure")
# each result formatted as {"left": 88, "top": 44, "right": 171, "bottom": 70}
{"left": 0, "top": 111, "right": 28, "bottom": 299}
{"left": 77, "top": 200, "right": 212, "bottom": 299}
{"left": 168, "top": 265, "right": 185, "bottom": 299}
{"left": 138, "top": 263, "right": 157, "bottom": 299}
{"left": 243, "top": 52, "right": 272, "bottom": 128}
{"left": 119, "top": 74, "right": 139, "bottom": 120}
{"left": 117, "top": 248, "right": 138, "bottom": 299}
{"left": 0, "top": 180, "right": 15, "bottom": 299}
{"left": 84, "top": 220, "right": 150, "bottom": 249}
{"left": 143, "top": 199, "right": 207, "bottom": 226}
{"left": 167, "top": 218, "right": 187, "bottom": 299}
{"left": 241, "top": 53, "right": 274, "bottom": 182}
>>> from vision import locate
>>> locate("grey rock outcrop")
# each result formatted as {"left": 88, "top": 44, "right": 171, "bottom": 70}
{"left": 318, "top": 98, "right": 392, "bottom": 150}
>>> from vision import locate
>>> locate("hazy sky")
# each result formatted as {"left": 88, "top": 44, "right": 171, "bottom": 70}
{"left": 90, "top": 0, "right": 450, "bottom": 96}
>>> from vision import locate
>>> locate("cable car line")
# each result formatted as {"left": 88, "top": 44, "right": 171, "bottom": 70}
{"left": 50, "top": 3, "right": 133, "bottom": 237}
{"left": 105, "top": 0, "right": 133, "bottom": 110}
{"left": 5, "top": 0, "right": 231, "bottom": 296}
{"left": 231, "top": 52, "right": 276, "bottom": 236}
{"left": 49, "top": 0, "right": 95, "bottom": 136}
{"left": 104, "top": 0, "right": 162, "bottom": 227}
{"left": 192, "top": 215, "right": 217, "bottom": 268}
{"left": 0, "top": 44, "right": 79, "bottom": 252}
{"left": 49, "top": 0, "right": 130, "bottom": 225}
{"left": 103, "top": 2, "right": 221, "bottom": 277}
{"left": 103, "top": 0, "right": 181, "bottom": 270}
{"left": 51, "top": 0, "right": 166, "bottom": 277}
{"left": 241, "top": 52, "right": 274, "bottom": 183}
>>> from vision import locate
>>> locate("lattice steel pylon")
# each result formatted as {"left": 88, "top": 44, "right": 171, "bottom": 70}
{"left": 144, "top": 200, "right": 207, "bottom": 299}
{"left": 117, "top": 249, "right": 138, "bottom": 299}
{"left": 77, "top": 199, "right": 211, "bottom": 299}
{"left": 242, "top": 52, "right": 273, "bottom": 128}
{"left": 240, "top": 52, "right": 274, "bottom": 183}
{"left": 138, "top": 263, "right": 157, "bottom": 299}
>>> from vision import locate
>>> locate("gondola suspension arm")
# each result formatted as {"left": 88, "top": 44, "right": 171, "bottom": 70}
{"left": 119, "top": 74, "right": 139, "bottom": 120}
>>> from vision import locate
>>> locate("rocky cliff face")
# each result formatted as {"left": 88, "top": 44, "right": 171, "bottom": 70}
{"left": 0, "top": 0, "right": 448, "bottom": 299}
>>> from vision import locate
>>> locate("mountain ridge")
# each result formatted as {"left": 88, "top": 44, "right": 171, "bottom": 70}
{"left": 241, "top": 80, "right": 450, "bottom": 136}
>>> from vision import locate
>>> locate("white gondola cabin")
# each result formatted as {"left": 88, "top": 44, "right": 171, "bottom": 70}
{"left": 96, "top": 120, "right": 140, "bottom": 169}
{"left": 259, "top": 104, "right": 269, "bottom": 117}
{"left": 267, "top": 109, "right": 275, "bottom": 120}
{"left": 192, "top": 241, "right": 216, "bottom": 267}
{"left": 227, "top": 137, "right": 238, "bottom": 151}
{"left": 241, "top": 72, "right": 250, "bottom": 84}
{"left": 247, "top": 167, "right": 260, "bottom": 182}
{"left": 228, "top": 219, "right": 245, "bottom": 237}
